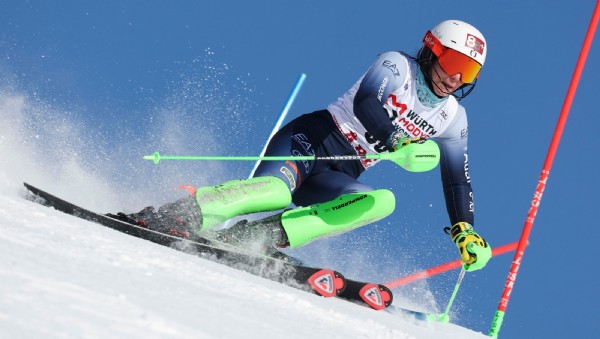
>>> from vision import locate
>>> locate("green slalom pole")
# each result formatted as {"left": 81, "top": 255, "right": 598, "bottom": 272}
{"left": 143, "top": 139, "right": 441, "bottom": 173}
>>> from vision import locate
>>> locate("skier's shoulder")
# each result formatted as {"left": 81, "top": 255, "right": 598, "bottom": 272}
{"left": 376, "top": 50, "right": 414, "bottom": 64}
{"left": 372, "top": 51, "right": 413, "bottom": 72}
{"left": 366, "top": 51, "right": 415, "bottom": 87}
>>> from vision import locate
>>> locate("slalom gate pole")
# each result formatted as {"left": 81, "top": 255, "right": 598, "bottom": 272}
{"left": 489, "top": 4, "right": 600, "bottom": 337}
{"left": 385, "top": 241, "right": 519, "bottom": 288}
{"left": 249, "top": 73, "right": 307, "bottom": 178}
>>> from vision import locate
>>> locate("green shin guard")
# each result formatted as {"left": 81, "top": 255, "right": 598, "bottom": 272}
{"left": 280, "top": 189, "right": 396, "bottom": 248}
{"left": 196, "top": 176, "right": 292, "bottom": 231}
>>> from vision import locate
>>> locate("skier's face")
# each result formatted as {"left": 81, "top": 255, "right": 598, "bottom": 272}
{"left": 430, "top": 60, "right": 464, "bottom": 97}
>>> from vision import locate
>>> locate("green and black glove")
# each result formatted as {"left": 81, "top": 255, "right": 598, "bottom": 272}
{"left": 387, "top": 132, "right": 425, "bottom": 151}
{"left": 447, "top": 222, "right": 492, "bottom": 271}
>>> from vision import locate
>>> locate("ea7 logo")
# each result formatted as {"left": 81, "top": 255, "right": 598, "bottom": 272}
{"left": 382, "top": 60, "right": 400, "bottom": 77}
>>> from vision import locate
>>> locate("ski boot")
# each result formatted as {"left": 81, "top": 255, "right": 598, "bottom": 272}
{"left": 108, "top": 176, "right": 292, "bottom": 239}
{"left": 216, "top": 214, "right": 289, "bottom": 248}
{"left": 107, "top": 195, "right": 202, "bottom": 239}
{"left": 215, "top": 214, "right": 308, "bottom": 264}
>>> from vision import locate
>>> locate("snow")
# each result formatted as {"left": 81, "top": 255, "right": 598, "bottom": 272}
{"left": 0, "top": 185, "right": 492, "bottom": 338}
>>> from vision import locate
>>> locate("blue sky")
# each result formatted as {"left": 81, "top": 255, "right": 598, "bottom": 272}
{"left": 2, "top": 1, "right": 599, "bottom": 337}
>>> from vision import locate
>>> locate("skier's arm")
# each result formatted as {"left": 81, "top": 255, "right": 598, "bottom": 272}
{"left": 435, "top": 111, "right": 491, "bottom": 271}
{"left": 353, "top": 52, "right": 408, "bottom": 146}
{"left": 435, "top": 111, "right": 474, "bottom": 226}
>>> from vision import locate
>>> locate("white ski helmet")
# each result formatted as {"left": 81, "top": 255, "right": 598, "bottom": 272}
{"left": 422, "top": 20, "right": 487, "bottom": 84}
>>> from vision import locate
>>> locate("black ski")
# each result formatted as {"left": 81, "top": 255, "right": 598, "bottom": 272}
{"left": 340, "top": 279, "right": 393, "bottom": 311}
{"left": 23, "top": 182, "right": 346, "bottom": 298}
{"left": 23, "top": 182, "right": 421, "bottom": 314}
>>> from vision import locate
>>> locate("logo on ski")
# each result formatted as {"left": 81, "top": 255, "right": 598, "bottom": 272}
{"left": 308, "top": 269, "right": 345, "bottom": 298}
{"left": 359, "top": 283, "right": 393, "bottom": 310}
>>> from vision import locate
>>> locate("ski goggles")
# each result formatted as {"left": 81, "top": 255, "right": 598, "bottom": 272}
{"left": 423, "top": 31, "right": 482, "bottom": 84}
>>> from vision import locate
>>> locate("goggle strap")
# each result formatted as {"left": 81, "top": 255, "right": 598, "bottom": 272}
{"left": 423, "top": 32, "right": 446, "bottom": 58}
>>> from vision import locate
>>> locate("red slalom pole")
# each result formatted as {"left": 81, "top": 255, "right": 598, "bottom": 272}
{"left": 385, "top": 241, "right": 519, "bottom": 288}
{"left": 489, "top": 3, "right": 600, "bottom": 337}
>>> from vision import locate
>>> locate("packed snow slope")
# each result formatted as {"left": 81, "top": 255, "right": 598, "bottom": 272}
{"left": 0, "top": 183, "right": 492, "bottom": 339}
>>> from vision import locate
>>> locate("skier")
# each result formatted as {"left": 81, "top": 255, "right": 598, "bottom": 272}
{"left": 113, "top": 19, "right": 492, "bottom": 271}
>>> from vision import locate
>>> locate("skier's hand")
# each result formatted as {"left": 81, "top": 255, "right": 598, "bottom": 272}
{"left": 384, "top": 132, "right": 439, "bottom": 172}
{"left": 447, "top": 222, "right": 492, "bottom": 271}
{"left": 387, "top": 131, "right": 425, "bottom": 152}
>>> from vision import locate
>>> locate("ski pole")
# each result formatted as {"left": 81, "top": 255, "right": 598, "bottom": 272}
{"left": 489, "top": 3, "right": 600, "bottom": 337}
{"left": 249, "top": 73, "right": 306, "bottom": 178}
{"left": 429, "top": 267, "right": 466, "bottom": 323}
{"left": 145, "top": 151, "right": 392, "bottom": 163}
{"left": 144, "top": 139, "right": 441, "bottom": 172}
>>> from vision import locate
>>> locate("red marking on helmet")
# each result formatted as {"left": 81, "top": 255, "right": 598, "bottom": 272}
{"left": 465, "top": 34, "right": 485, "bottom": 54}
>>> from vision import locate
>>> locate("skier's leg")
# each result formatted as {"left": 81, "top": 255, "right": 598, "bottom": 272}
{"left": 195, "top": 176, "right": 291, "bottom": 231}
{"left": 109, "top": 195, "right": 204, "bottom": 238}
{"left": 251, "top": 123, "right": 317, "bottom": 194}
{"left": 118, "top": 114, "right": 323, "bottom": 237}
{"left": 281, "top": 189, "right": 396, "bottom": 248}
{"left": 220, "top": 110, "right": 394, "bottom": 247}
{"left": 219, "top": 188, "right": 395, "bottom": 249}
{"left": 290, "top": 167, "right": 373, "bottom": 206}
{"left": 219, "top": 169, "right": 395, "bottom": 249}
{"left": 113, "top": 176, "right": 291, "bottom": 236}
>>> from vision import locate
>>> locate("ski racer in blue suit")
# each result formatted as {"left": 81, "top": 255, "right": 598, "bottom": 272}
{"left": 118, "top": 19, "right": 492, "bottom": 272}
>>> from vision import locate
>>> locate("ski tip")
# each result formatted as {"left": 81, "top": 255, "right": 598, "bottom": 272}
{"left": 308, "top": 269, "right": 346, "bottom": 298}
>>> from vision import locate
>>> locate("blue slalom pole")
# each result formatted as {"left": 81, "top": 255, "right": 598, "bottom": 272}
{"left": 248, "top": 73, "right": 306, "bottom": 178}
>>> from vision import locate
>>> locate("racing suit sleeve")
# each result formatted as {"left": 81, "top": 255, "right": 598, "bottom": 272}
{"left": 353, "top": 52, "right": 408, "bottom": 146}
{"left": 434, "top": 106, "right": 475, "bottom": 226}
